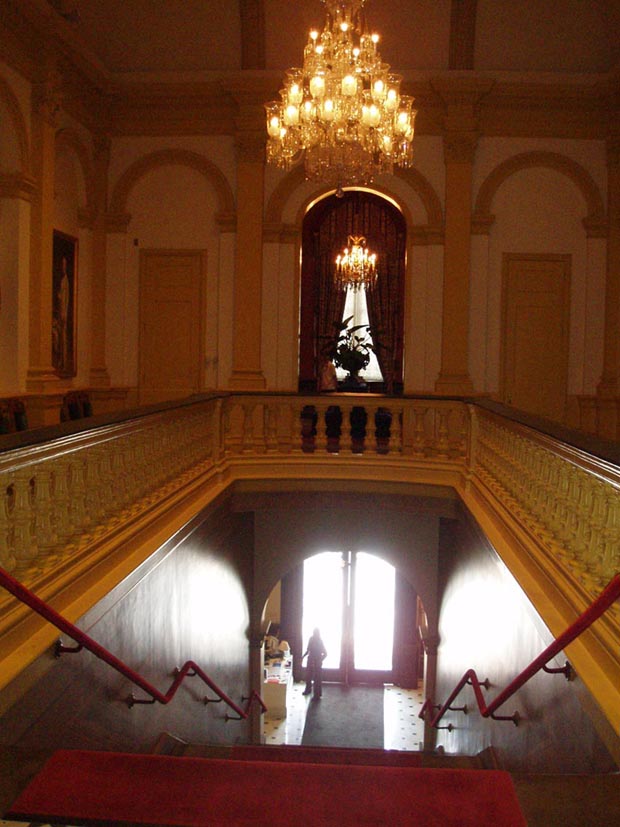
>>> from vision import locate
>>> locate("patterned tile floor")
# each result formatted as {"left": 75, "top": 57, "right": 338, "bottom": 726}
{"left": 263, "top": 681, "right": 425, "bottom": 750}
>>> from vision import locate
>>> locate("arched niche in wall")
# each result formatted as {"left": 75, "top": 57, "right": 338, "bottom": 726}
{"left": 0, "top": 75, "right": 30, "bottom": 174}
{"left": 299, "top": 190, "right": 407, "bottom": 393}
{"left": 54, "top": 128, "right": 95, "bottom": 229}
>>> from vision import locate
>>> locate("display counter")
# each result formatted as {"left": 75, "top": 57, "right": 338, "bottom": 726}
{"left": 262, "top": 655, "right": 293, "bottom": 719}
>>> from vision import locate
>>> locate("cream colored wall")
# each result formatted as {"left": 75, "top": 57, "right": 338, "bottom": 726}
{"left": 0, "top": 61, "right": 31, "bottom": 396}
{"left": 106, "top": 136, "right": 236, "bottom": 390}
{"left": 0, "top": 54, "right": 612, "bottom": 425}
{"left": 471, "top": 138, "right": 607, "bottom": 400}
{"left": 0, "top": 198, "right": 30, "bottom": 394}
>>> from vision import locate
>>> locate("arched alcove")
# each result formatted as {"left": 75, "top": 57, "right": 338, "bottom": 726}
{"left": 0, "top": 75, "right": 30, "bottom": 174}
{"left": 299, "top": 190, "right": 407, "bottom": 393}
{"left": 264, "top": 547, "right": 423, "bottom": 691}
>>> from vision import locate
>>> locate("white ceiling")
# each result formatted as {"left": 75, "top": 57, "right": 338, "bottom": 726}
{"left": 48, "top": 0, "right": 620, "bottom": 79}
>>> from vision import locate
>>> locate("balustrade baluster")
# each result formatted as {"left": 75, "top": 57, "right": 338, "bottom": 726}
{"left": 389, "top": 405, "right": 403, "bottom": 454}
{"left": 51, "top": 460, "right": 75, "bottom": 544}
{"left": 0, "top": 482, "right": 16, "bottom": 571}
{"left": 33, "top": 466, "right": 58, "bottom": 553}
{"left": 600, "top": 492, "right": 620, "bottom": 580}
{"left": 339, "top": 403, "right": 353, "bottom": 453}
{"left": 241, "top": 402, "right": 256, "bottom": 453}
{"left": 366, "top": 404, "right": 379, "bottom": 452}
{"left": 290, "top": 402, "right": 306, "bottom": 454}
{"left": 67, "top": 455, "right": 89, "bottom": 532}
{"left": 264, "top": 402, "right": 279, "bottom": 453}
{"left": 12, "top": 471, "right": 38, "bottom": 573}
{"left": 436, "top": 409, "right": 451, "bottom": 458}
{"left": 224, "top": 402, "right": 241, "bottom": 455}
{"left": 314, "top": 403, "right": 329, "bottom": 453}
{"left": 412, "top": 408, "right": 428, "bottom": 457}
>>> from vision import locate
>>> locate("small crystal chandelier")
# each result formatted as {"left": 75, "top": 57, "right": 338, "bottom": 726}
{"left": 265, "top": 0, "right": 416, "bottom": 189}
{"left": 335, "top": 235, "right": 378, "bottom": 291}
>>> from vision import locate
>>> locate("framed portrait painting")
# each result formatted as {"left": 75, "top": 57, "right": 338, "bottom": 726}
{"left": 52, "top": 230, "right": 77, "bottom": 378}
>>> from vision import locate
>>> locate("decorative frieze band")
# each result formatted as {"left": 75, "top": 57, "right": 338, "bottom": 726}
{"left": 263, "top": 223, "right": 300, "bottom": 244}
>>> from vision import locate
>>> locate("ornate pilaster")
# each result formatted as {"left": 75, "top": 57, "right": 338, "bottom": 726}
{"left": 433, "top": 79, "right": 494, "bottom": 395}
{"left": 597, "top": 134, "right": 620, "bottom": 411}
{"left": 89, "top": 135, "right": 112, "bottom": 387}
{"left": 27, "top": 69, "right": 64, "bottom": 392}
{"left": 228, "top": 98, "right": 267, "bottom": 390}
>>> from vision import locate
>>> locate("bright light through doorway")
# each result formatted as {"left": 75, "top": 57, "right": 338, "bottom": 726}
{"left": 302, "top": 552, "right": 343, "bottom": 670}
{"left": 353, "top": 552, "right": 395, "bottom": 671}
{"left": 302, "top": 551, "right": 395, "bottom": 675}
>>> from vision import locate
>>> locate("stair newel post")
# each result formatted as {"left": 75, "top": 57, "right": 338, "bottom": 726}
{"left": 248, "top": 631, "right": 265, "bottom": 745}
{"left": 421, "top": 633, "right": 439, "bottom": 752}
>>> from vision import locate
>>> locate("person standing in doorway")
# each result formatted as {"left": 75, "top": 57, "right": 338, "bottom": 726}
{"left": 302, "top": 627, "right": 327, "bottom": 700}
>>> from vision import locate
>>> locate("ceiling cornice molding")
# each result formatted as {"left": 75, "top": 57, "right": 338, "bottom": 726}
{"left": 0, "top": 2, "right": 616, "bottom": 143}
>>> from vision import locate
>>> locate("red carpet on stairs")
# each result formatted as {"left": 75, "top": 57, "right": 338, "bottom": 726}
{"left": 7, "top": 749, "right": 528, "bottom": 827}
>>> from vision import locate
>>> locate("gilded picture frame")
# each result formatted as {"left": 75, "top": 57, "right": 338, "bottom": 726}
{"left": 52, "top": 230, "right": 78, "bottom": 378}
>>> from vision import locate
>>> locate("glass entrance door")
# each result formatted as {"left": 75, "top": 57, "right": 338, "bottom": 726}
{"left": 302, "top": 550, "right": 396, "bottom": 685}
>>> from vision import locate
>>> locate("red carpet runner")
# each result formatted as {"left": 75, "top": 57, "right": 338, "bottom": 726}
{"left": 8, "top": 749, "right": 527, "bottom": 826}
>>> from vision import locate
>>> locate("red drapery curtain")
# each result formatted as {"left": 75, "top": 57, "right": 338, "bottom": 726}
{"left": 299, "top": 191, "right": 406, "bottom": 392}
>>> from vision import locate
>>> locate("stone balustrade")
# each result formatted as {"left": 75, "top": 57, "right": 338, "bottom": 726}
{"left": 471, "top": 410, "right": 620, "bottom": 595}
{"left": 0, "top": 393, "right": 618, "bottom": 618}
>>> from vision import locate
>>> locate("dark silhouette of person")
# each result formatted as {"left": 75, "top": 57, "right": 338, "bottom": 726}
{"left": 302, "top": 627, "right": 327, "bottom": 699}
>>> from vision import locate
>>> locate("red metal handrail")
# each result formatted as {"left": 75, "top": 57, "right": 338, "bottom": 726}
{"left": 0, "top": 566, "right": 267, "bottom": 720}
{"left": 420, "top": 573, "right": 620, "bottom": 728}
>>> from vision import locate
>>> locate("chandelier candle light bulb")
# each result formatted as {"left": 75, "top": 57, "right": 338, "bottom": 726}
{"left": 335, "top": 235, "right": 378, "bottom": 292}
{"left": 265, "top": 0, "right": 416, "bottom": 188}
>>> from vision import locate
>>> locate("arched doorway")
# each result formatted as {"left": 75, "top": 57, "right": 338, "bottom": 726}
{"left": 273, "top": 551, "right": 420, "bottom": 689}
{"left": 302, "top": 550, "right": 396, "bottom": 685}
{"left": 298, "top": 190, "right": 407, "bottom": 394}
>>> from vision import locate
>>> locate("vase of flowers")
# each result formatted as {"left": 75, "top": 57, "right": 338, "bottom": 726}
{"left": 321, "top": 315, "right": 380, "bottom": 388}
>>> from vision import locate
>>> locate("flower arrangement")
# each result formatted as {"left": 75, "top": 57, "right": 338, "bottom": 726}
{"left": 322, "top": 315, "right": 379, "bottom": 379}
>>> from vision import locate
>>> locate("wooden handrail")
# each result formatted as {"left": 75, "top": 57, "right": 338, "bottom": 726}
{"left": 0, "top": 566, "right": 267, "bottom": 720}
{"left": 420, "top": 573, "right": 620, "bottom": 728}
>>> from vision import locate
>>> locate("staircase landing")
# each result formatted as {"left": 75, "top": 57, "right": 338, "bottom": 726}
{"left": 7, "top": 748, "right": 527, "bottom": 826}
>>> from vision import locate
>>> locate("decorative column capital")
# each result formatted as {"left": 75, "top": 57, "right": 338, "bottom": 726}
{"left": 443, "top": 130, "right": 479, "bottom": 164}
{"left": 32, "top": 72, "right": 64, "bottom": 127}
{"left": 216, "top": 210, "right": 238, "bottom": 233}
{"left": 232, "top": 93, "right": 268, "bottom": 163}
{"left": 431, "top": 77, "right": 494, "bottom": 165}
{"left": 0, "top": 172, "right": 37, "bottom": 201}
{"left": 235, "top": 129, "right": 266, "bottom": 163}
{"left": 106, "top": 211, "right": 132, "bottom": 233}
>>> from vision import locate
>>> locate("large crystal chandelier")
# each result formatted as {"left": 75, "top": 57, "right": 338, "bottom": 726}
{"left": 265, "top": 0, "right": 416, "bottom": 189}
{"left": 335, "top": 235, "right": 378, "bottom": 291}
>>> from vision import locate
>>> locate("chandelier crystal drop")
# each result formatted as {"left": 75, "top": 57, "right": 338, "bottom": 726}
{"left": 335, "top": 235, "right": 378, "bottom": 291}
{"left": 265, "top": 0, "right": 416, "bottom": 188}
